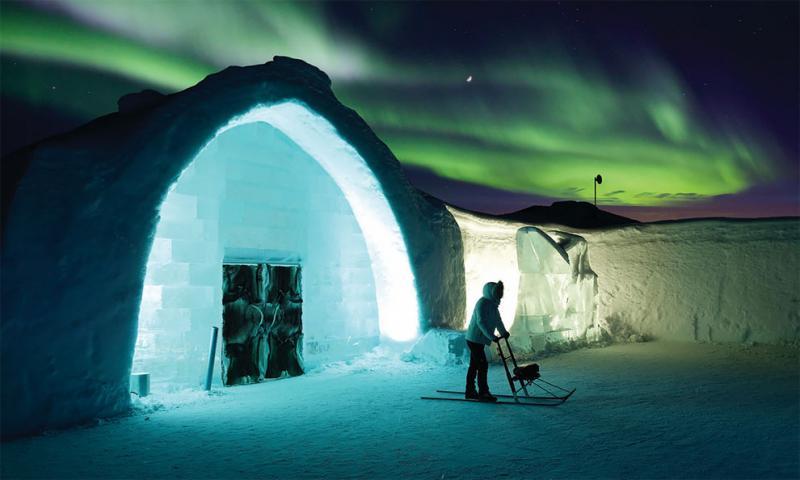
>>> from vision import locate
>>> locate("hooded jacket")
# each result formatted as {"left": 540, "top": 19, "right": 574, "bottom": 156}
{"left": 465, "top": 282, "right": 509, "bottom": 345}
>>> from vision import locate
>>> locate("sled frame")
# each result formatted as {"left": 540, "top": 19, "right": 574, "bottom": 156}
{"left": 496, "top": 336, "right": 575, "bottom": 402}
{"left": 420, "top": 336, "right": 575, "bottom": 406}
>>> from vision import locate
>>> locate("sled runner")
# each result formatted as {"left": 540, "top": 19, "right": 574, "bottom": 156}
{"left": 421, "top": 336, "right": 575, "bottom": 406}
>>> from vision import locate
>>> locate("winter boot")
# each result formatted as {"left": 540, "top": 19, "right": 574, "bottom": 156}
{"left": 478, "top": 391, "right": 497, "bottom": 402}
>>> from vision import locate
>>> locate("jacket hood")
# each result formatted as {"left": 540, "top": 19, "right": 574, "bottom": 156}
{"left": 482, "top": 282, "right": 501, "bottom": 302}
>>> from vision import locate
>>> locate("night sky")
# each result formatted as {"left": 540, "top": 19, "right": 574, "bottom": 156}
{"left": 1, "top": 1, "right": 797, "bottom": 221}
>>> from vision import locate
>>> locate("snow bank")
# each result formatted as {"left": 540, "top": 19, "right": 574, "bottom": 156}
{"left": 403, "top": 329, "right": 470, "bottom": 365}
{"left": 1, "top": 57, "right": 464, "bottom": 438}
{"left": 128, "top": 388, "right": 221, "bottom": 417}
{"left": 447, "top": 209, "right": 798, "bottom": 349}
{"left": 578, "top": 219, "right": 800, "bottom": 344}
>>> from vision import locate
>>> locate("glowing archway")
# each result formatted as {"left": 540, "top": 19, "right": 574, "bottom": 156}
{"left": 217, "top": 102, "right": 420, "bottom": 342}
{"left": 135, "top": 101, "right": 421, "bottom": 386}
{"left": 1, "top": 58, "right": 463, "bottom": 437}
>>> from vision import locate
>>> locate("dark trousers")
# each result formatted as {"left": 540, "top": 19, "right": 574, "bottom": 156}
{"left": 466, "top": 340, "right": 489, "bottom": 394}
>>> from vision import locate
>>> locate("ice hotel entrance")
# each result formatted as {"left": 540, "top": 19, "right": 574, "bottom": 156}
{"left": 133, "top": 102, "right": 421, "bottom": 390}
{"left": 0, "top": 58, "right": 464, "bottom": 436}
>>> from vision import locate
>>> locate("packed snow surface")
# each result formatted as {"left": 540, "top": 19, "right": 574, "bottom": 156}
{"left": 3, "top": 341, "right": 797, "bottom": 479}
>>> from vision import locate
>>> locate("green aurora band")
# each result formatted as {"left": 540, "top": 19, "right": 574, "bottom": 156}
{"left": 0, "top": 1, "right": 784, "bottom": 207}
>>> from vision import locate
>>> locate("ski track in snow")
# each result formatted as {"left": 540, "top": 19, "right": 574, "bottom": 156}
{"left": 2, "top": 342, "right": 798, "bottom": 479}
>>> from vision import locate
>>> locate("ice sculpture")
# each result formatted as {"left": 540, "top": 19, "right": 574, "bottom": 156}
{"left": 513, "top": 228, "right": 599, "bottom": 352}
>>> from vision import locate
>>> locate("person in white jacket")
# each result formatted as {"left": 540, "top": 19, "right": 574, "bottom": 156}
{"left": 464, "top": 281, "right": 510, "bottom": 401}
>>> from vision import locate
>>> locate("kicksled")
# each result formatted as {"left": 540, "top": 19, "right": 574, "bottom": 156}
{"left": 421, "top": 336, "right": 575, "bottom": 406}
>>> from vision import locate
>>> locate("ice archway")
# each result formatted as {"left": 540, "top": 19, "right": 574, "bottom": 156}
{"left": 220, "top": 103, "right": 419, "bottom": 343}
{"left": 135, "top": 102, "right": 421, "bottom": 386}
{"left": 1, "top": 57, "right": 465, "bottom": 437}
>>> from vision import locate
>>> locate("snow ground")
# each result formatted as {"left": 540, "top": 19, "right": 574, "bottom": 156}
{"left": 2, "top": 341, "right": 797, "bottom": 479}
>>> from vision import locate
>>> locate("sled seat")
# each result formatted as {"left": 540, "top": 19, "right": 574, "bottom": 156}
{"left": 513, "top": 363, "right": 540, "bottom": 381}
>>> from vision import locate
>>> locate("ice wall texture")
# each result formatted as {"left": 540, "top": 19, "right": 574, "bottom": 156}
{"left": 448, "top": 207, "right": 599, "bottom": 354}
{"left": 513, "top": 227, "right": 599, "bottom": 351}
{"left": 580, "top": 219, "right": 800, "bottom": 344}
{"left": 0, "top": 57, "right": 464, "bottom": 438}
{"left": 136, "top": 122, "right": 381, "bottom": 389}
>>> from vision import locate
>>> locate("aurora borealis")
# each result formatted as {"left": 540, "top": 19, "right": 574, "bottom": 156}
{"left": 1, "top": 1, "right": 797, "bottom": 220}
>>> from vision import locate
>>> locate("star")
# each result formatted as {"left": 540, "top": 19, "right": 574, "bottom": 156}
{"left": 466, "top": 75, "right": 473, "bottom": 83}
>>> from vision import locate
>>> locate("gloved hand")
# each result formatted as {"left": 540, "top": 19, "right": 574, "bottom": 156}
{"left": 502, "top": 332, "right": 510, "bottom": 339}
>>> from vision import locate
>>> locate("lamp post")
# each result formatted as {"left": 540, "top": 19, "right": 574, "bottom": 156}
{"left": 594, "top": 174, "right": 603, "bottom": 207}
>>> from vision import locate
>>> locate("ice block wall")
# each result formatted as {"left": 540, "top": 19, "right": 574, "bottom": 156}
{"left": 135, "top": 121, "right": 379, "bottom": 388}
{"left": 135, "top": 160, "right": 224, "bottom": 387}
